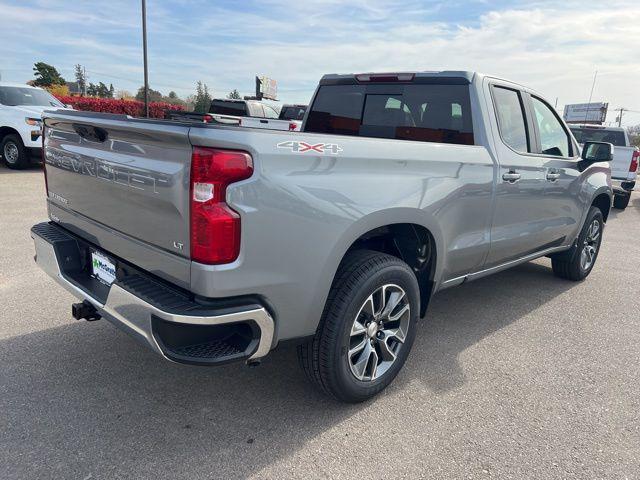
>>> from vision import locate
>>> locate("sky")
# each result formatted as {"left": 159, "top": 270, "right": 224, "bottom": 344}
{"left": 0, "top": 0, "right": 639, "bottom": 125}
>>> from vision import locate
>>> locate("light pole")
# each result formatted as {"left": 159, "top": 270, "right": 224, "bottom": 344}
{"left": 141, "top": 0, "right": 149, "bottom": 118}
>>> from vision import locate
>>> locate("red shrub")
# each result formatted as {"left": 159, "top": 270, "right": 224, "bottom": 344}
{"left": 55, "top": 96, "right": 184, "bottom": 118}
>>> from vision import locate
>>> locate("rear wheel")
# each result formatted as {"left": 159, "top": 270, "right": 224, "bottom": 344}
{"left": 1, "top": 134, "right": 29, "bottom": 169}
{"left": 298, "top": 250, "right": 420, "bottom": 402}
{"left": 552, "top": 206, "right": 603, "bottom": 281}
{"left": 613, "top": 193, "right": 630, "bottom": 210}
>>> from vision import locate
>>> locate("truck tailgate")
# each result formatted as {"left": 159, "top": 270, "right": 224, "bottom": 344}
{"left": 43, "top": 111, "right": 193, "bottom": 285}
{"left": 610, "top": 145, "right": 637, "bottom": 180}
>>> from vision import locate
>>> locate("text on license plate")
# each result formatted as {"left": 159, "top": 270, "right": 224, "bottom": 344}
{"left": 91, "top": 251, "right": 116, "bottom": 286}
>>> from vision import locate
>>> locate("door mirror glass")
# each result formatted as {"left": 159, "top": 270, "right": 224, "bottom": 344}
{"left": 581, "top": 141, "right": 613, "bottom": 163}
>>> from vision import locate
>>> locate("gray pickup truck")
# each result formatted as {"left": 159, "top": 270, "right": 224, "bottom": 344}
{"left": 32, "top": 71, "right": 613, "bottom": 402}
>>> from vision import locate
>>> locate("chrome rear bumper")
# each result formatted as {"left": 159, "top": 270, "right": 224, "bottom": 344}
{"left": 31, "top": 222, "right": 275, "bottom": 365}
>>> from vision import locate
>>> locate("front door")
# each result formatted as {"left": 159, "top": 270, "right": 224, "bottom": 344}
{"left": 484, "top": 83, "right": 553, "bottom": 268}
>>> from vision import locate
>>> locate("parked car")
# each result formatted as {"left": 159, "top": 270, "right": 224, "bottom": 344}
{"left": 0, "top": 83, "right": 65, "bottom": 169}
{"left": 32, "top": 71, "right": 612, "bottom": 402}
{"left": 569, "top": 124, "right": 638, "bottom": 209}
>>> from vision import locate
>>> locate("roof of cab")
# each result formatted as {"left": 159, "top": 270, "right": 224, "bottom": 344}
{"left": 0, "top": 82, "right": 42, "bottom": 89}
{"left": 319, "top": 71, "right": 476, "bottom": 86}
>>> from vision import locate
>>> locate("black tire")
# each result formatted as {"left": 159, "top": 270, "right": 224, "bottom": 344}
{"left": 1, "top": 134, "right": 29, "bottom": 169}
{"left": 613, "top": 193, "right": 630, "bottom": 210}
{"left": 297, "top": 250, "right": 420, "bottom": 403}
{"left": 552, "top": 206, "right": 604, "bottom": 281}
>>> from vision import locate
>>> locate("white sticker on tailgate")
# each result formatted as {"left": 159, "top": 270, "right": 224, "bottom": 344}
{"left": 91, "top": 251, "right": 116, "bottom": 286}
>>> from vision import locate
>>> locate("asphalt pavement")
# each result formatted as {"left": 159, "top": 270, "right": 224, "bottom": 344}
{"left": 1, "top": 165, "right": 638, "bottom": 479}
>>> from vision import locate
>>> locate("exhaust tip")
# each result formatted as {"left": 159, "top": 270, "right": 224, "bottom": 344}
{"left": 72, "top": 300, "right": 101, "bottom": 321}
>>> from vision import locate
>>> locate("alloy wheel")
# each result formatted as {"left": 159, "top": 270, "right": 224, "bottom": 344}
{"left": 4, "top": 142, "right": 19, "bottom": 164}
{"left": 348, "top": 284, "right": 411, "bottom": 381}
{"left": 580, "top": 219, "right": 601, "bottom": 271}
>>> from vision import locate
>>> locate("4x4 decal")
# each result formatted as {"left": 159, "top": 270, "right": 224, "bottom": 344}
{"left": 277, "top": 141, "right": 343, "bottom": 155}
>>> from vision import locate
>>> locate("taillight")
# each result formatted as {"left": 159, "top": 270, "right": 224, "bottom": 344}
{"left": 630, "top": 150, "right": 639, "bottom": 173}
{"left": 202, "top": 114, "right": 213, "bottom": 123}
{"left": 190, "top": 147, "right": 253, "bottom": 264}
{"left": 288, "top": 122, "right": 297, "bottom": 131}
{"left": 42, "top": 125, "right": 48, "bottom": 197}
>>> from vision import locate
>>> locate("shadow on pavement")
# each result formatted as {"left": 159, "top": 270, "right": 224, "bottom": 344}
{"left": 0, "top": 163, "right": 42, "bottom": 174}
{"left": 0, "top": 261, "right": 576, "bottom": 479}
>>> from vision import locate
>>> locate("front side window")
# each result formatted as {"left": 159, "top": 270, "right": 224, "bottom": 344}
{"left": 492, "top": 86, "right": 529, "bottom": 153}
{"left": 305, "top": 83, "right": 474, "bottom": 145}
{"left": 532, "top": 97, "right": 571, "bottom": 157}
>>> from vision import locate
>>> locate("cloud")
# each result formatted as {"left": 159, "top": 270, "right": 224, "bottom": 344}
{"left": 0, "top": 0, "right": 638, "bottom": 123}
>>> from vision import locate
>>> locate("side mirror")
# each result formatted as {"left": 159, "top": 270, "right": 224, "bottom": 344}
{"left": 581, "top": 141, "right": 613, "bottom": 163}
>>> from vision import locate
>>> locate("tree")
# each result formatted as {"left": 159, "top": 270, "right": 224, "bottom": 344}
{"left": 135, "top": 86, "right": 163, "bottom": 102}
{"left": 109, "top": 83, "right": 115, "bottom": 98}
{"left": 115, "top": 90, "right": 132, "bottom": 100}
{"left": 74, "top": 64, "right": 86, "bottom": 96}
{"left": 628, "top": 125, "right": 640, "bottom": 148}
{"left": 227, "top": 89, "right": 241, "bottom": 99}
{"left": 46, "top": 84, "right": 69, "bottom": 97}
{"left": 193, "top": 81, "right": 212, "bottom": 113}
{"left": 168, "top": 91, "right": 178, "bottom": 99}
{"left": 86, "top": 83, "right": 98, "bottom": 96}
{"left": 33, "top": 62, "right": 66, "bottom": 87}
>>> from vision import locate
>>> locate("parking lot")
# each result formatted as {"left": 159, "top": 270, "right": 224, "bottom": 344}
{"left": 0, "top": 165, "right": 638, "bottom": 479}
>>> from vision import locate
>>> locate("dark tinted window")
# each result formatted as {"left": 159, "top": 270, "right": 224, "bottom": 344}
{"left": 279, "top": 106, "right": 306, "bottom": 120}
{"left": 209, "top": 100, "right": 248, "bottom": 116}
{"left": 531, "top": 96, "right": 571, "bottom": 157}
{"left": 305, "top": 84, "right": 474, "bottom": 145}
{"left": 492, "top": 86, "right": 529, "bottom": 152}
{"left": 0, "top": 86, "right": 63, "bottom": 107}
{"left": 569, "top": 127, "right": 626, "bottom": 147}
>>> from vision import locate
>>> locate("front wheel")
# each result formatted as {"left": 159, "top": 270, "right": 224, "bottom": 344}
{"left": 1, "top": 134, "right": 29, "bottom": 169}
{"left": 552, "top": 206, "right": 603, "bottom": 281}
{"left": 298, "top": 250, "right": 420, "bottom": 402}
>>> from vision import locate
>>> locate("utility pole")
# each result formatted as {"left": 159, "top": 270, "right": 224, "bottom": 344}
{"left": 141, "top": 0, "right": 150, "bottom": 118}
{"left": 616, "top": 108, "right": 625, "bottom": 127}
{"left": 583, "top": 70, "right": 597, "bottom": 124}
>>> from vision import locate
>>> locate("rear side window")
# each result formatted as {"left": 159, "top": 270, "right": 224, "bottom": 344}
{"left": 569, "top": 127, "right": 626, "bottom": 147}
{"left": 492, "top": 86, "right": 529, "bottom": 153}
{"left": 280, "top": 106, "right": 306, "bottom": 121}
{"left": 531, "top": 96, "right": 571, "bottom": 157}
{"left": 305, "top": 84, "right": 474, "bottom": 145}
{"left": 209, "top": 101, "right": 248, "bottom": 116}
{"left": 263, "top": 105, "right": 279, "bottom": 119}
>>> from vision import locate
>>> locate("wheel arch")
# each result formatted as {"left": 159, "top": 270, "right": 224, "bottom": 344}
{"left": 591, "top": 190, "right": 612, "bottom": 222}
{"left": 0, "top": 126, "right": 22, "bottom": 144}
{"left": 314, "top": 208, "right": 445, "bottom": 321}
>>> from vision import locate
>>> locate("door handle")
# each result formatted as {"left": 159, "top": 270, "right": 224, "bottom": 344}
{"left": 546, "top": 172, "right": 560, "bottom": 181}
{"left": 502, "top": 171, "right": 521, "bottom": 183}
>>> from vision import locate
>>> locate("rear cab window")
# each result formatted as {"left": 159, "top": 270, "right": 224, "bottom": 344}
{"left": 569, "top": 127, "right": 627, "bottom": 147}
{"left": 305, "top": 82, "right": 474, "bottom": 145}
{"left": 209, "top": 100, "right": 248, "bottom": 117}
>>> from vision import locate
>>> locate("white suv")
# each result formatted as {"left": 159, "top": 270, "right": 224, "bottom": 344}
{"left": 0, "top": 83, "right": 65, "bottom": 169}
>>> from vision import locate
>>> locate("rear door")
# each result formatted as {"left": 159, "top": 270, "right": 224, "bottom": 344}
{"left": 484, "top": 82, "right": 552, "bottom": 267}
